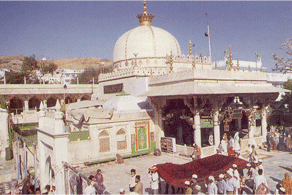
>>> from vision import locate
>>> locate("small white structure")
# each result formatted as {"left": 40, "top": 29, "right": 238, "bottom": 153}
{"left": 0, "top": 108, "right": 9, "bottom": 158}
{"left": 37, "top": 100, "right": 69, "bottom": 194}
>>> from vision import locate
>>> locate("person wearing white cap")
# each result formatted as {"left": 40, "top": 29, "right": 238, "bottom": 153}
{"left": 279, "top": 187, "right": 286, "bottom": 194}
{"left": 225, "top": 170, "right": 237, "bottom": 194}
{"left": 231, "top": 164, "right": 240, "bottom": 194}
{"left": 207, "top": 176, "right": 218, "bottom": 195}
{"left": 148, "top": 166, "right": 159, "bottom": 194}
{"left": 256, "top": 159, "right": 264, "bottom": 176}
{"left": 119, "top": 188, "right": 125, "bottom": 194}
{"left": 191, "top": 174, "right": 199, "bottom": 193}
{"left": 185, "top": 180, "right": 192, "bottom": 195}
{"left": 193, "top": 184, "right": 205, "bottom": 195}
{"left": 216, "top": 174, "right": 226, "bottom": 195}
{"left": 244, "top": 163, "right": 258, "bottom": 190}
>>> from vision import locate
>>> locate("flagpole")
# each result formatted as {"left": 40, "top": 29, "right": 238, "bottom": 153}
{"left": 207, "top": 24, "right": 211, "bottom": 62}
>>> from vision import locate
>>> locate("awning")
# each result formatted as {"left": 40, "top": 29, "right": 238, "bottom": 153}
{"left": 142, "top": 82, "right": 289, "bottom": 97}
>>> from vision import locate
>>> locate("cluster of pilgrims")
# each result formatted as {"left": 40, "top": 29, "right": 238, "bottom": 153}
{"left": 218, "top": 132, "right": 241, "bottom": 157}
{"left": 184, "top": 161, "right": 269, "bottom": 195}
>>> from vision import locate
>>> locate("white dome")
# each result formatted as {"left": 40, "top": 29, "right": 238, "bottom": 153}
{"left": 113, "top": 25, "right": 181, "bottom": 67}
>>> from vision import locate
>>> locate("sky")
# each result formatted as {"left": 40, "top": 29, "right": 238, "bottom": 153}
{"left": 0, "top": 1, "right": 291, "bottom": 71}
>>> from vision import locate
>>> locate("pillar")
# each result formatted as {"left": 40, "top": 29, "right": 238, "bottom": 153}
{"left": 193, "top": 111, "right": 201, "bottom": 147}
{"left": 261, "top": 107, "right": 267, "bottom": 142}
{"left": 177, "top": 121, "right": 183, "bottom": 145}
{"left": 0, "top": 108, "right": 9, "bottom": 158}
{"left": 155, "top": 108, "right": 164, "bottom": 149}
{"left": 213, "top": 110, "right": 220, "bottom": 147}
{"left": 24, "top": 100, "right": 29, "bottom": 111}
{"left": 248, "top": 112, "right": 256, "bottom": 138}
{"left": 53, "top": 99, "right": 69, "bottom": 194}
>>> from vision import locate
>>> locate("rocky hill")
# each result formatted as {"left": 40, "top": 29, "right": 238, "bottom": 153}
{"left": 0, "top": 56, "right": 113, "bottom": 71}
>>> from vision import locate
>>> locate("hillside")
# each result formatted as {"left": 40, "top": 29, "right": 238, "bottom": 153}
{"left": 0, "top": 56, "right": 113, "bottom": 71}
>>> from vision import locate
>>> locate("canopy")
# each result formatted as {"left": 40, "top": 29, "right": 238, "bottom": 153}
{"left": 156, "top": 154, "right": 248, "bottom": 188}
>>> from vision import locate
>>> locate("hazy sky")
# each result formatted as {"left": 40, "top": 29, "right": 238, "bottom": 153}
{"left": 0, "top": 1, "right": 291, "bottom": 71}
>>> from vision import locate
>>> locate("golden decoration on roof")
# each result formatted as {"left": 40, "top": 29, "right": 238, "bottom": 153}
{"left": 189, "top": 40, "right": 192, "bottom": 56}
{"left": 229, "top": 44, "right": 234, "bottom": 71}
{"left": 237, "top": 57, "right": 239, "bottom": 71}
{"left": 137, "top": 0, "right": 155, "bottom": 26}
{"left": 170, "top": 51, "right": 173, "bottom": 73}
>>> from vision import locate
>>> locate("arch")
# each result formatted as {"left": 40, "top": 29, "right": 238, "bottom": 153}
{"left": 117, "top": 129, "right": 127, "bottom": 150}
{"left": 10, "top": 97, "right": 23, "bottom": 114}
{"left": 98, "top": 130, "right": 110, "bottom": 152}
{"left": 29, "top": 96, "right": 41, "bottom": 110}
{"left": 65, "top": 96, "right": 72, "bottom": 104}
{"left": 81, "top": 95, "right": 91, "bottom": 101}
{"left": 47, "top": 97, "right": 57, "bottom": 108}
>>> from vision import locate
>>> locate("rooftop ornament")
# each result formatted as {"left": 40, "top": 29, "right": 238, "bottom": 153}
{"left": 137, "top": 0, "right": 155, "bottom": 26}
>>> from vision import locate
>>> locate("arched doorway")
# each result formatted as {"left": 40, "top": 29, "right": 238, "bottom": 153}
{"left": 29, "top": 96, "right": 41, "bottom": 110}
{"left": 65, "top": 97, "right": 72, "bottom": 104}
{"left": 99, "top": 130, "right": 110, "bottom": 152}
{"left": 163, "top": 99, "right": 193, "bottom": 146}
{"left": 117, "top": 129, "right": 127, "bottom": 150}
{"left": 47, "top": 97, "right": 57, "bottom": 108}
{"left": 81, "top": 95, "right": 90, "bottom": 101}
{"left": 10, "top": 97, "right": 23, "bottom": 114}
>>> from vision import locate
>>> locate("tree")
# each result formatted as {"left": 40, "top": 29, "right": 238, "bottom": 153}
{"left": 71, "top": 66, "right": 100, "bottom": 84}
{"left": 5, "top": 71, "right": 26, "bottom": 84}
{"left": 21, "top": 54, "right": 38, "bottom": 73}
{"left": 39, "top": 61, "right": 58, "bottom": 75}
{"left": 272, "top": 38, "right": 292, "bottom": 73}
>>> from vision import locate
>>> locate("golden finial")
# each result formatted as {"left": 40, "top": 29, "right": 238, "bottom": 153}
{"left": 260, "top": 66, "right": 263, "bottom": 72}
{"left": 137, "top": 0, "right": 155, "bottom": 26}
{"left": 143, "top": 0, "right": 147, "bottom": 14}
{"left": 189, "top": 40, "right": 192, "bottom": 56}
{"left": 237, "top": 57, "right": 239, "bottom": 71}
{"left": 215, "top": 62, "right": 217, "bottom": 70}
{"left": 248, "top": 65, "right": 251, "bottom": 72}
{"left": 229, "top": 44, "right": 234, "bottom": 71}
{"left": 170, "top": 51, "right": 173, "bottom": 73}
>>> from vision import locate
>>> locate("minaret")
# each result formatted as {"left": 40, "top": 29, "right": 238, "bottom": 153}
{"left": 137, "top": 0, "right": 155, "bottom": 26}
{"left": 237, "top": 57, "right": 240, "bottom": 71}
{"left": 229, "top": 44, "right": 234, "bottom": 71}
{"left": 189, "top": 40, "right": 192, "bottom": 56}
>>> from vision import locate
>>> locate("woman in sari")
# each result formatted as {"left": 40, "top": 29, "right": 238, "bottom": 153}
{"left": 282, "top": 172, "right": 292, "bottom": 195}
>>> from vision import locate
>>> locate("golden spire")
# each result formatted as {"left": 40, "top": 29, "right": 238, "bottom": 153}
{"left": 229, "top": 44, "right": 234, "bottom": 71}
{"left": 189, "top": 40, "right": 192, "bottom": 56}
{"left": 215, "top": 62, "right": 217, "bottom": 70}
{"left": 237, "top": 57, "right": 239, "bottom": 71}
{"left": 248, "top": 65, "right": 251, "bottom": 72}
{"left": 143, "top": 0, "right": 147, "bottom": 14}
{"left": 260, "top": 66, "right": 263, "bottom": 72}
{"left": 137, "top": 0, "right": 155, "bottom": 26}
{"left": 170, "top": 51, "right": 173, "bottom": 73}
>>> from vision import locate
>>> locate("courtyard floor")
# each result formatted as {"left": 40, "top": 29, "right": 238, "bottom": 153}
{"left": 0, "top": 148, "right": 291, "bottom": 194}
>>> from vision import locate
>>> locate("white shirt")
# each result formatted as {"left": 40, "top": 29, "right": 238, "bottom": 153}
{"left": 150, "top": 172, "right": 159, "bottom": 190}
{"left": 207, "top": 182, "right": 218, "bottom": 195}
{"left": 233, "top": 170, "right": 240, "bottom": 188}
{"left": 229, "top": 138, "right": 234, "bottom": 149}
{"left": 84, "top": 185, "right": 96, "bottom": 195}
{"left": 129, "top": 174, "right": 136, "bottom": 187}
{"left": 254, "top": 175, "right": 267, "bottom": 190}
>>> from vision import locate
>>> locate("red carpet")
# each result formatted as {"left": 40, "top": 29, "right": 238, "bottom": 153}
{"left": 156, "top": 154, "right": 248, "bottom": 187}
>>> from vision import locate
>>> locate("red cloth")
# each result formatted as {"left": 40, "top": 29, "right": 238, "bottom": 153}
{"left": 156, "top": 154, "right": 248, "bottom": 188}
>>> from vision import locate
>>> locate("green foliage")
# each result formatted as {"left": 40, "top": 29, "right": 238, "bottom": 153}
{"left": 5, "top": 71, "right": 26, "bottom": 84}
{"left": 71, "top": 66, "right": 100, "bottom": 84}
{"left": 39, "top": 61, "right": 58, "bottom": 75}
{"left": 21, "top": 54, "right": 38, "bottom": 73}
{"left": 283, "top": 80, "right": 292, "bottom": 90}
{"left": 0, "top": 95, "right": 7, "bottom": 109}
{"left": 68, "top": 131, "right": 90, "bottom": 141}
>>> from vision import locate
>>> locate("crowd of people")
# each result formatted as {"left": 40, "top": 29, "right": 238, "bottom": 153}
{"left": 266, "top": 128, "right": 292, "bottom": 152}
